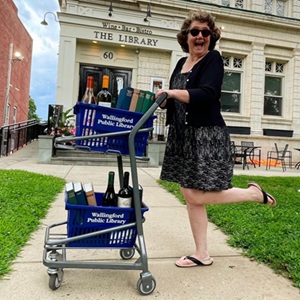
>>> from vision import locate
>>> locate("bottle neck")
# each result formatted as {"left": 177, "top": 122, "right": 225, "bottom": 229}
{"left": 108, "top": 171, "right": 115, "bottom": 188}
{"left": 102, "top": 75, "right": 109, "bottom": 89}
{"left": 123, "top": 172, "right": 129, "bottom": 188}
{"left": 87, "top": 76, "right": 93, "bottom": 89}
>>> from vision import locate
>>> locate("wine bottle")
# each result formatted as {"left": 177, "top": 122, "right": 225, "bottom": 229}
{"left": 81, "top": 76, "right": 96, "bottom": 104}
{"left": 102, "top": 171, "right": 117, "bottom": 206}
{"left": 117, "top": 172, "right": 133, "bottom": 208}
{"left": 97, "top": 75, "right": 112, "bottom": 107}
{"left": 89, "top": 76, "right": 97, "bottom": 104}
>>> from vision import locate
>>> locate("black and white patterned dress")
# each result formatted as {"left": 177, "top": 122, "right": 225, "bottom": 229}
{"left": 160, "top": 72, "right": 234, "bottom": 191}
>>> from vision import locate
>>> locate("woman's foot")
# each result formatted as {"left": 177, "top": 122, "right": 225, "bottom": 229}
{"left": 175, "top": 255, "right": 213, "bottom": 268}
{"left": 248, "top": 182, "right": 277, "bottom": 206}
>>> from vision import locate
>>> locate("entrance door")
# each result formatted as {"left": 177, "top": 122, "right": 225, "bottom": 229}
{"left": 79, "top": 65, "right": 132, "bottom": 103}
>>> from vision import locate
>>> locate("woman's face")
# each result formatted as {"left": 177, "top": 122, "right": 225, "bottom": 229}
{"left": 187, "top": 21, "right": 211, "bottom": 57}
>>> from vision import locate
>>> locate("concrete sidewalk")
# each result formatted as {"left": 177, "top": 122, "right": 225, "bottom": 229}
{"left": 0, "top": 141, "right": 299, "bottom": 300}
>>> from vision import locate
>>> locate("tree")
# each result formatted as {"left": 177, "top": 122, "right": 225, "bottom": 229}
{"left": 28, "top": 96, "right": 40, "bottom": 121}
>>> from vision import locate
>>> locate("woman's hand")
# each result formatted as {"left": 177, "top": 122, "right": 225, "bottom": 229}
{"left": 156, "top": 89, "right": 169, "bottom": 108}
{"left": 156, "top": 89, "right": 190, "bottom": 104}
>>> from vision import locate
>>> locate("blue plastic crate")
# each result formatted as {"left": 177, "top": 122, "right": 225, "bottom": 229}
{"left": 66, "top": 192, "right": 148, "bottom": 248}
{"left": 73, "top": 102, "right": 155, "bottom": 155}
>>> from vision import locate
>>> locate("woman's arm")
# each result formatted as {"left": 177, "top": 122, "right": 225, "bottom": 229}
{"left": 155, "top": 88, "right": 190, "bottom": 107}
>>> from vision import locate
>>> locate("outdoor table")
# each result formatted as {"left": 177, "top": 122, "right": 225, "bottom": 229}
{"left": 233, "top": 145, "right": 261, "bottom": 170}
{"left": 294, "top": 148, "right": 300, "bottom": 169}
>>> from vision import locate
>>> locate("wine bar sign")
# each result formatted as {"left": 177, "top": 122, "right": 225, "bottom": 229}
{"left": 93, "top": 22, "right": 159, "bottom": 47}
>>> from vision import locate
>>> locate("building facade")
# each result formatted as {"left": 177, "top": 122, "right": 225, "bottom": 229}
{"left": 0, "top": 0, "right": 32, "bottom": 126}
{"left": 56, "top": 0, "right": 300, "bottom": 160}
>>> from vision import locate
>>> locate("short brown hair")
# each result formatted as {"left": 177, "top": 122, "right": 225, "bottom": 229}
{"left": 177, "top": 10, "right": 221, "bottom": 53}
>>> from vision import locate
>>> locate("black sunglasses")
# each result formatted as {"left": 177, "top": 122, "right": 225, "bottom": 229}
{"left": 187, "top": 28, "right": 212, "bottom": 38}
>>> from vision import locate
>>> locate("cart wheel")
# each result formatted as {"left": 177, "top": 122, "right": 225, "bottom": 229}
{"left": 120, "top": 249, "right": 135, "bottom": 260}
{"left": 49, "top": 270, "right": 63, "bottom": 291}
{"left": 137, "top": 277, "right": 156, "bottom": 295}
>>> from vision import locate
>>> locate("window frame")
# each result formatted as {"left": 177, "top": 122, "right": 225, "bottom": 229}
{"left": 221, "top": 55, "right": 244, "bottom": 114}
{"left": 264, "top": 0, "right": 287, "bottom": 16}
{"left": 222, "top": 0, "right": 244, "bottom": 8}
{"left": 263, "top": 60, "right": 285, "bottom": 116}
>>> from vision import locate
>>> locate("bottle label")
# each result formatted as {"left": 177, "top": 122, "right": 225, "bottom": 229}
{"left": 118, "top": 196, "right": 132, "bottom": 208}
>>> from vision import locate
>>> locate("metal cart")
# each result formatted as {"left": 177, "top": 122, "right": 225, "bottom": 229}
{"left": 43, "top": 93, "right": 167, "bottom": 296}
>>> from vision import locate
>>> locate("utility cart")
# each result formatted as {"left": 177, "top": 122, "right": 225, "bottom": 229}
{"left": 43, "top": 93, "right": 167, "bottom": 296}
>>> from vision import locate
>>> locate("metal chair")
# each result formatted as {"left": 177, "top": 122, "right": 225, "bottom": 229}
{"left": 231, "top": 141, "right": 253, "bottom": 170}
{"left": 240, "top": 141, "right": 261, "bottom": 167}
{"left": 266, "top": 143, "right": 292, "bottom": 172}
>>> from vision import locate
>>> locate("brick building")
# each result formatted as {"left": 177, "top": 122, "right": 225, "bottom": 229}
{"left": 0, "top": 0, "right": 32, "bottom": 126}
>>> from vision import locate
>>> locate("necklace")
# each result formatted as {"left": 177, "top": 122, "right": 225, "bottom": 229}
{"left": 182, "top": 51, "right": 209, "bottom": 73}
{"left": 182, "top": 56, "right": 203, "bottom": 73}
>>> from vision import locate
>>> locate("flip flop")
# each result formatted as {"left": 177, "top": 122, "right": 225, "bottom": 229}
{"left": 248, "top": 182, "right": 277, "bottom": 207}
{"left": 175, "top": 256, "right": 213, "bottom": 268}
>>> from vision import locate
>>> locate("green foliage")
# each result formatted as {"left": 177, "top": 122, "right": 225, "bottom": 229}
{"left": 28, "top": 96, "right": 40, "bottom": 121}
{"left": 0, "top": 170, "right": 65, "bottom": 277}
{"left": 49, "top": 108, "right": 75, "bottom": 136}
{"left": 158, "top": 176, "right": 300, "bottom": 288}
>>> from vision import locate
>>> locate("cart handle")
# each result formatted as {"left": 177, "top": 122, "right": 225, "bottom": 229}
{"left": 53, "top": 127, "right": 152, "bottom": 149}
{"left": 126, "top": 92, "right": 168, "bottom": 237}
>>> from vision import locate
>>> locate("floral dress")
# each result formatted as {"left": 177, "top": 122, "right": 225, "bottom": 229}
{"left": 160, "top": 72, "right": 234, "bottom": 191}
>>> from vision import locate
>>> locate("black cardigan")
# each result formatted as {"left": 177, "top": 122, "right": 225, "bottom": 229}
{"left": 165, "top": 50, "right": 226, "bottom": 127}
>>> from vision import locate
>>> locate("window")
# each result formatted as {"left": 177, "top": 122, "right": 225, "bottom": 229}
{"left": 264, "top": 61, "right": 284, "bottom": 116}
{"left": 222, "top": 0, "right": 244, "bottom": 8}
{"left": 264, "top": 0, "right": 286, "bottom": 16}
{"left": 221, "top": 56, "right": 243, "bottom": 113}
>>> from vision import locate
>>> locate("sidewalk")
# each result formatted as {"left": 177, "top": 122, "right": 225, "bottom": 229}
{"left": 0, "top": 141, "right": 299, "bottom": 300}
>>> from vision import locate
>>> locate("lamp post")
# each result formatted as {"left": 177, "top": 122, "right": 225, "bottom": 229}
{"left": 3, "top": 43, "right": 24, "bottom": 126}
{"left": 41, "top": 12, "right": 59, "bottom": 25}
{"left": 1, "top": 43, "right": 24, "bottom": 156}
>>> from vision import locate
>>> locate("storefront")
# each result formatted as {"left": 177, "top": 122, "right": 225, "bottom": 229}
{"left": 56, "top": 1, "right": 300, "bottom": 160}
{"left": 56, "top": 1, "right": 184, "bottom": 110}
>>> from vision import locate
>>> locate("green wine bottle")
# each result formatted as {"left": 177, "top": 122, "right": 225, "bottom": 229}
{"left": 102, "top": 171, "right": 117, "bottom": 206}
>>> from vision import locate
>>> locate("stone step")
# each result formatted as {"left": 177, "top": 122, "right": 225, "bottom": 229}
{"left": 51, "top": 149, "right": 149, "bottom": 167}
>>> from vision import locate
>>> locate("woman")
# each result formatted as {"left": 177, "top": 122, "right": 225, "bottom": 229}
{"left": 155, "top": 10, "right": 276, "bottom": 268}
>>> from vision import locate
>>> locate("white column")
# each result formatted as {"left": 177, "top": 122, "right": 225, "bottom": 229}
{"left": 56, "top": 36, "right": 77, "bottom": 110}
{"left": 249, "top": 42, "right": 265, "bottom": 136}
{"left": 291, "top": 48, "right": 300, "bottom": 138}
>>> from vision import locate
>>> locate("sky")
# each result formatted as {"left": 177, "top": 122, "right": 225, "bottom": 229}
{"left": 13, "top": 0, "right": 60, "bottom": 120}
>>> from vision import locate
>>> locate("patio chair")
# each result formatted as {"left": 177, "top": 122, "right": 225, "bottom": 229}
{"left": 266, "top": 143, "right": 292, "bottom": 172}
{"left": 240, "top": 141, "right": 261, "bottom": 167}
{"left": 231, "top": 141, "right": 254, "bottom": 170}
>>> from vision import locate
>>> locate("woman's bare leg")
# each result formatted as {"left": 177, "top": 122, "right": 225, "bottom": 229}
{"left": 182, "top": 185, "right": 275, "bottom": 207}
{"left": 176, "top": 185, "right": 275, "bottom": 266}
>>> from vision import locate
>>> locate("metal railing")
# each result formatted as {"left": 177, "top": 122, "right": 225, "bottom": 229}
{"left": 0, "top": 120, "right": 48, "bottom": 157}
{"left": 151, "top": 109, "right": 168, "bottom": 141}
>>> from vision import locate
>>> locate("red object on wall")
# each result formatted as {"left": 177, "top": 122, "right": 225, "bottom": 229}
{"left": 0, "top": 0, "right": 33, "bottom": 125}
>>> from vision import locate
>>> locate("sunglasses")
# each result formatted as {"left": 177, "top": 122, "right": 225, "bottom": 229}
{"left": 187, "top": 28, "right": 212, "bottom": 38}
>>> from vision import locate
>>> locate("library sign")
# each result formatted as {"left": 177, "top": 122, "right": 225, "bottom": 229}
{"left": 97, "top": 112, "right": 135, "bottom": 130}
{"left": 86, "top": 212, "right": 127, "bottom": 225}
{"left": 93, "top": 21, "right": 159, "bottom": 47}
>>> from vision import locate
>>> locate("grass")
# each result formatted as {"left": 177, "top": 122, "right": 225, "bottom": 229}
{"left": 158, "top": 175, "right": 300, "bottom": 288}
{"left": 0, "top": 170, "right": 65, "bottom": 278}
